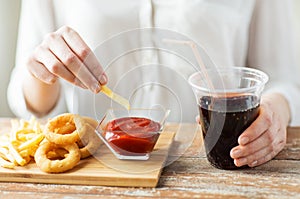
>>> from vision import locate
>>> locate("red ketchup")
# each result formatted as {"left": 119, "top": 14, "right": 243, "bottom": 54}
{"left": 103, "top": 117, "right": 161, "bottom": 155}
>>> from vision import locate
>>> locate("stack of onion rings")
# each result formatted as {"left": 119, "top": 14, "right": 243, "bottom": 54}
{"left": 34, "top": 113, "right": 102, "bottom": 173}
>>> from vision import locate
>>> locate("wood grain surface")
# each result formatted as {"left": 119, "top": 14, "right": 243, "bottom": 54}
{"left": 0, "top": 119, "right": 299, "bottom": 198}
{"left": 0, "top": 123, "right": 175, "bottom": 187}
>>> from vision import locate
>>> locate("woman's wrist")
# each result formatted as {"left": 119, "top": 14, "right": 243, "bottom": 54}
{"left": 261, "top": 93, "right": 291, "bottom": 127}
{"left": 23, "top": 72, "right": 61, "bottom": 117}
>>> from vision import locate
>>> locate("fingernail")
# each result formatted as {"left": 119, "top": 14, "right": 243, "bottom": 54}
{"left": 231, "top": 149, "right": 242, "bottom": 158}
{"left": 99, "top": 74, "right": 107, "bottom": 85}
{"left": 249, "top": 160, "right": 258, "bottom": 167}
{"left": 234, "top": 159, "right": 238, "bottom": 166}
{"left": 92, "top": 82, "right": 101, "bottom": 93}
{"left": 239, "top": 137, "right": 249, "bottom": 145}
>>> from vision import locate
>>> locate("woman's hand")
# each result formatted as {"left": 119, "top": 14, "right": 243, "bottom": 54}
{"left": 23, "top": 26, "right": 107, "bottom": 116}
{"left": 230, "top": 93, "right": 290, "bottom": 167}
{"left": 27, "top": 26, "right": 107, "bottom": 93}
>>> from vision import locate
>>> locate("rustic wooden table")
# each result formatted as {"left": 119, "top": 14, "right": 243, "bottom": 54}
{"left": 0, "top": 119, "right": 299, "bottom": 199}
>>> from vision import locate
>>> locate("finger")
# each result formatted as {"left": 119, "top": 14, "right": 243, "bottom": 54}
{"left": 26, "top": 56, "right": 57, "bottom": 84}
{"left": 57, "top": 26, "right": 107, "bottom": 85}
{"left": 237, "top": 106, "right": 272, "bottom": 146}
{"left": 34, "top": 46, "right": 87, "bottom": 89}
{"left": 231, "top": 118, "right": 280, "bottom": 159}
{"left": 233, "top": 145, "right": 273, "bottom": 167}
{"left": 248, "top": 141, "right": 285, "bottom": 167}
{"left": 82, "top": 52, "right": 108, "bottom": 85}
{"left": 251, "top": 129, "right": 286, "bottom": 167}
{"left": 233, "top": 132, "right": 286, "bottom": 167}
{"left": 46, "top": 33, "right": 101, "bottom": 93}
{"left": 249, "top": 154, "right": 274, "bottom": 167}
{"left": 231, "top": 128, "right": 275, "bottom": 158}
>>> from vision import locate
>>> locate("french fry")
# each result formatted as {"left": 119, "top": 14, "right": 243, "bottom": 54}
{"left": 0, "top": 116, "right": 44, "bottom": 169}
{"left": 10, "top": 119, "right": 19, "bottom": 140}
{"left": 18, "top": 134, "right": 44, "bottom": 151}
{"left": 101, "top": 85, "right": 130, "bottom": 110}
{"left": 0, "top": 147, "right": 16, "bottom": 164}
{"left": 8, "top": 143, "right": 27, "bottom": 166}
{"left": 0, "top": 135, "right": 10, "bottom": 147}
{"left": 0, "top": 157, "right": 15, "bottom": 169}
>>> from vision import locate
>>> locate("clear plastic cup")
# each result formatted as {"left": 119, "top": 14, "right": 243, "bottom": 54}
{"left": 188, "top": 67, "right": 268, "bottom": 170}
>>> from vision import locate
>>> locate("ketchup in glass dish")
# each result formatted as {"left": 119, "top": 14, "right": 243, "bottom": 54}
{"left": 103, "top": 117, "right": 161, "bottom": 155}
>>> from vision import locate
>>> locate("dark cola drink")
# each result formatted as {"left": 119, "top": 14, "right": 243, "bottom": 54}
{"left": 199, "top": 94, "right": 259, "bottom": 170}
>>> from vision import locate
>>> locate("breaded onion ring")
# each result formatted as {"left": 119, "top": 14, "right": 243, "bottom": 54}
{"left": 74, "top": 116, "right": 102, "bottom": 159}
{"left": 78, "top": 123, "right": 102, "bottom": 158}
{"left": 34, "top": 141, "right": 80, "bottom": 173}
{"left": 44, "top": 113, "right": 80, "bottom": 145}
{"left": 46, "top": 148, "right": 68, "bottom": 160}
{"left": 82, "top": 116, "right": 98, "bottom": 129}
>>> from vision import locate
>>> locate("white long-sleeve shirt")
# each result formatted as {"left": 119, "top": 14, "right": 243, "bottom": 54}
{"left": 7, "top": 0, "right": 300, "bottom": 125}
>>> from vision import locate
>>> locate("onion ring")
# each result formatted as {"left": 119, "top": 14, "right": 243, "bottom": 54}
{"left": 78, "top": 123, "right": 102, "bottom": 158}
{"left": 44, "top": 113, "right": 80, "bottom": 145}
{"left": 74, "top": 116, "right": 102, "bottom": 159}
{"left": 82, "top": 116, "right": 98, "bottom": 129}
{"left": 46, "top": 148, "right": 68, "bottom": 160}
{"left": 34, "top": 141, "right": 80, "bottom": 173}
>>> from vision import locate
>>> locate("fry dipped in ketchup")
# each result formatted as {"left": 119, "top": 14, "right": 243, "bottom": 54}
{"left": 103, "top": 117, "right": 161, "bottom": 155}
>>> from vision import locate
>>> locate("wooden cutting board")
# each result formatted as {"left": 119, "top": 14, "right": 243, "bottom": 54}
{"left": 0, "top": 129, "right": 175, "bottom": 187}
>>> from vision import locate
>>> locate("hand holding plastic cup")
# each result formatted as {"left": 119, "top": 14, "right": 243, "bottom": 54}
{"left": 189, "top": 67, "right": 268, "bottom": 170}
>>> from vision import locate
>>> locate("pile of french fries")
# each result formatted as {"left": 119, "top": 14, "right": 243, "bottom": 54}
{"left": 0, "top": 117, "right": 44, "bottom": 169}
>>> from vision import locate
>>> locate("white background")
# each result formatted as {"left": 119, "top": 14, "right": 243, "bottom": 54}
{"left": 0, "top": 0, "right": 299, "bottom": 117}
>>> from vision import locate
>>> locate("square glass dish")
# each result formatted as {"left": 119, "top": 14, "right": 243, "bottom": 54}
{"left": 95, "top": 108, "right": 170, "bottom": 160}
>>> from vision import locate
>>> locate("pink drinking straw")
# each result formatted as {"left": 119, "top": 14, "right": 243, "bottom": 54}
{"left": 162, "top": 39, "right": 215, "bottom": 91}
